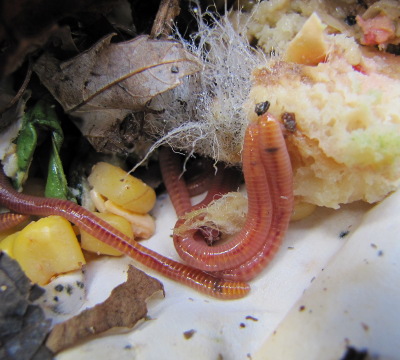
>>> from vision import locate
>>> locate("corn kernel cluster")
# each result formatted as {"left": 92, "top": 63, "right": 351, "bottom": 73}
{"left": 0, "top": 162, "right": 157, "bottom": 285}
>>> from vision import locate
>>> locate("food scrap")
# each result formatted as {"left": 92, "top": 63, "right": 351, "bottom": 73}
{"left": 46, "top": 265, "right": 164, "bottom": 354}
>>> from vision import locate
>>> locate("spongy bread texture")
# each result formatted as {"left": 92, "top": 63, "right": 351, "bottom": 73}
{"left": 246, "top": 5, "right": 400, "bottom": 209}
{"left": 148, "top": 3, "right": 400, "bottom": 209}
{"left": 248, "top": 44, "right": 400, "bottom": 208}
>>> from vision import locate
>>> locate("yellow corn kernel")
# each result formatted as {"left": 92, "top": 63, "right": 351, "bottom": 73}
{"left": 0, "top": 231, "right": 19, "bottom": 257}
{"left": 104, "top": 200, "right": 156, "bottom": 239}
{"left": 89, "top": 189, "right": 107, "bottom": 213}
{"left": 90, "top": 189, "right": 155, "bottom": 239}
{"left": 13, "top": 216, "right": 86, "bottom": 285}
{"left": 80, "top": 212, "right": 134, "bottom": 256}
{"left": 88, "top": 162, "right": 156, "bottom": 214}
{"left": 291, "top": 201, "right": 317, "bottom": 221}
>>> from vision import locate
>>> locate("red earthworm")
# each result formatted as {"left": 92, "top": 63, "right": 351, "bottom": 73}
{"left": 172, "top": 121, "right": 274, "bottom": 272}
{"left": 216, "top": 113, "right": 294, "bottom": 281}
{"left": 185, "top": 158, "right": 214, "bottom": 197}
{"left": 159, "top": 147, "right": 192, "bottom": 217}
{"left": 0, "top": 169, "right": 249, "bottom": 299}
{"left": 192, "top": 164, "right": 241, "bottom": 210}
{"left": 159, "top": 149, "right": 241, "bottom": 214}
{"left": 160, "top": 148, "right": 241, "bottom": 245}
{"left": 0, "top": 212, "right": 30, "bottom": 232}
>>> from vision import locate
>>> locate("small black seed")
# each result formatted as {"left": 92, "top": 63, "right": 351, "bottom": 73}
{"left": 254, "top": 101, "right": 270, "bottom": 116}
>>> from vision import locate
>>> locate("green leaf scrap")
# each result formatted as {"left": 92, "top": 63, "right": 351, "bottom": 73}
{"left": 15, "top": 99, "right": 74, "bottom": 201}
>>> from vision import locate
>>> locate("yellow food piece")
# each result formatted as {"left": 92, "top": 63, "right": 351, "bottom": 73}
{"left": 285, "top": 13, "right": 328, "bottom": 66}
{"left": 104, "top": 200, "right": 155, "bottom": 239}
{"left": 88, "top": 162, "right": 156, "bottom": 214}
{"left": 12, "top": 216, "right": 86, "bottom": 285}
{"left": 89, "top": 189, "right": 156, "bottom": 239}
{"left": 0, "top": 231, "right": 19, "bottom": 257}
{"left": 291, "top": 201, "right": 317, "bottom": 222}
{"left": 80, "top": 212, "right": 134, "bottom": 256}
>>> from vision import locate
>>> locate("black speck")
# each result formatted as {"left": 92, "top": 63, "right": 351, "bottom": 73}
{"left": 53, "top": 296, "right": 59, "bottom": 302}
{"left": 340, "top": 346, "right": 368, "bottom": 360}
{"left": 339, "top": 230, "right": 350, "bottom": 238}
{"left": 254, "top": 101, "right": 270, "bottom": 116}
{"left": 66, "top": 285, "right": 73, "bottom": 295}
{"left": 299, "top": 305, "right": 305, "bottom": 312}
{"left": 287, "top": 246, "right": 294, "bottom": 250}
{"left": 54, "top": 284, "right": 64, "bottom": 292}
{"left": 124, "top": 344, "right": 132, "bottom": 350}
{"left": 245, "top": 315, "right": 258, "bottom": 322}
{"left": 377, "top": 250, "right": 384, "bottom": 257}
{"left": 370, "top": 243, "right": 377, "bottom": 249}
{"left": 183, "top": 329, "right": 196, "bottom": 339}
{"left": 239, "top": 323, "right": 246, "bottom": 328}
{"left": 171, "top": 65, "right": 179, "bottom": 73}
{"left": 84, "top": 80, "right": 90, "bottom": 87}
{"left": 76, "top": 281, "right": 84, "bottom": 289}
{"left": 344, "top": 15, "right": 357, "bottom": 26}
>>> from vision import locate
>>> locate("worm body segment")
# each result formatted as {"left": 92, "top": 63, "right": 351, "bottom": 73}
{"left": 172, "top": 123, "right": 273, "bottom": 271}
{"left": 0, "top": 170, "right": 250, "bottom": 299}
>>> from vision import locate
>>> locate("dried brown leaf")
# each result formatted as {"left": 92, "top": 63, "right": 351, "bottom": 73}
{"left": 150, "top": 0, "right": 181, "bottom": 38}
{"left": 33, "top": 33, "right": 201, "bottom": 153}
{"left": 46, "top": 265, "right": 164, "bottom": 354}
{"left": 34, "top": 34, "right": 201, "bottom": 113}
